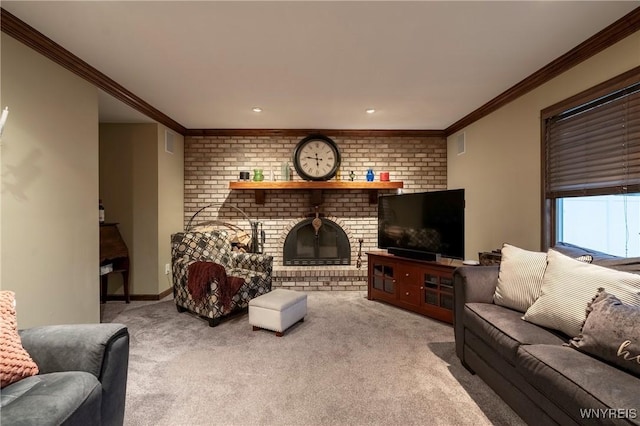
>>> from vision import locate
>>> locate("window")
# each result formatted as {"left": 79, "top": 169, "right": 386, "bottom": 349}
{"left": 541, "top": 67, "right": 640, "bottom": 256}
{"left": 558, "top": 195, "right": 640, "bottom": 257}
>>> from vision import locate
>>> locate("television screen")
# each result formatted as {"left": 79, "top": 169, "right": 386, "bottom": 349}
{"left": 378, "top": 189, "right": 465, "bottom": 259}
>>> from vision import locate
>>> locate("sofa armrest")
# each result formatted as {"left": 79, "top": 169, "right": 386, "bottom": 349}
{"left": 453, "top": 266, "right": 499, "bottom": 365}
{"left": 19, "top": 323, "right": 129, "bottom": 426}
{"left": 172, "top": 257, "right": 194, "bottom": 288}
{"left": 19, "top": 323, "right": 127, "bottom": 377}
{"left": 229, "top": 252, "right": 273, "bottom": 274}
{"left": 453, "top": 266, "right": 499, "bottom": 305}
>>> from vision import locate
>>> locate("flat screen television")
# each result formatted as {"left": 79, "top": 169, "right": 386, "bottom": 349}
{"left": 378, "top": 189, "right": 465, "bottom": 261}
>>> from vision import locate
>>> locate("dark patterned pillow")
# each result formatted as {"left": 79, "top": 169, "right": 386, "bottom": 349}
{"left": 569, "top": 289, "right": 640, "bottom": 377}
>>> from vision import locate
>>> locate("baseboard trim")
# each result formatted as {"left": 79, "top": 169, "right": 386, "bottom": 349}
{"left": 106, "top": 287, "right": 173, "bottom": 302}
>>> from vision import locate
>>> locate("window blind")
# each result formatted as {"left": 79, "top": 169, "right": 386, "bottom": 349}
{"left": 544, "top": 82, "right": 640, "bottom": 198}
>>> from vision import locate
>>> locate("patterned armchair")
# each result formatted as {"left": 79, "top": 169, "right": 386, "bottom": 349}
{"left": 171, "top": 231, "right": 272, "bottom": 326}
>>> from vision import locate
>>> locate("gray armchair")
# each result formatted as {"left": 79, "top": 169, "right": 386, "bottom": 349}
{"left": 1, "top": 323, "right": 129, "bottom": 426}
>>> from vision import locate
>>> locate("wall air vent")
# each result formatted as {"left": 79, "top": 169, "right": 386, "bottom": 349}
{"left": 457, "top": 132, "right": 466, "bottom": 155}
{"left": 165, "top": 130, "right": 175, "bottom": 154}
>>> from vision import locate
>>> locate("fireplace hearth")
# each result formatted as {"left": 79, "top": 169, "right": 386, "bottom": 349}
{"left": 283, "top": 217, "right": 350, "bottom": 266}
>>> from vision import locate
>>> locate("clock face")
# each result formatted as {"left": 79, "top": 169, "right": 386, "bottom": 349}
{"left": 293, "top": 135, "right": 341, "bottom": 181}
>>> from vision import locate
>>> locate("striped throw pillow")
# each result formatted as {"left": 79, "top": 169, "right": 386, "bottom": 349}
{"left": 494, "top": 244, "right": 548, "bottom": 313}
{"left": 523, "top": 249, "right": 640, "bottom": 337}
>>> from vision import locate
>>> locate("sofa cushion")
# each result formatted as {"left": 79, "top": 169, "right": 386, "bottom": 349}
{"left": 516, "top": 344, "right": 640, "bottom": 425}
{"left": 464, "top": 303, "right": 566, "bottom": 365}
{"left": 230, "top": 252, "right": 274, "bottom": 273}
{"left": 0, "top": 371, "right": 101, "bottom": 426}
{"left": 555, "top": 241, "right": 640, "bottom": 275}
{"left": 494, "top": 244, "right": 548, "bottom": 313}
{"left": 523, "top": 249, "right": 640, "bottom": 337}
{"left": 553, "top": 241, "right": 619, "bottom": 262}
{"left": 594, "top": 256, "right": 640, "bottom": 275}
{"left": 569, "top": 289, "right": 640, "bottom": 378}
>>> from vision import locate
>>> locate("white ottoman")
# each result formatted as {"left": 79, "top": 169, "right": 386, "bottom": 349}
{"left": 249, "top": 289, "right": 307, "bottom": 337}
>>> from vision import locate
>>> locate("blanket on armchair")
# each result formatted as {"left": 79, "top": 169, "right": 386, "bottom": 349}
{"left": 187, "top": 262, "right": 245, "bottom": 312}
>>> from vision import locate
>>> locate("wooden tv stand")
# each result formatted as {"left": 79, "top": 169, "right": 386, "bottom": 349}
{"left": 366, "top": 251, "right": 463, "bottom": 324}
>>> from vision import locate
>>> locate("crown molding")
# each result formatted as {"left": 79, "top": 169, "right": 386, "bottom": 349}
{"left": 541, "top": 65, "right": 640, "bottom": 119}
{"left": 184, "top": 129, "right": 445, "bottom": 138}
{"left": 445, "top": 6, "right": 640, "bottom": 136}
{"left": 0, "top": 8, "right": 188, "bottom": 135}
{"left": 3, "top": 6, "right": 639, "bottom": 138}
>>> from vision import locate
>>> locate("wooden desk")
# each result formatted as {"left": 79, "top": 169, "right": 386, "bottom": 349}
{"left": 99, "top": 223, "right": 130, "bottom": 303}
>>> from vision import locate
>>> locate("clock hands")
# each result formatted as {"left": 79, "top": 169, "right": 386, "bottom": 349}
{"left": 304, "top": 154, "right": 323, "bottom": 168}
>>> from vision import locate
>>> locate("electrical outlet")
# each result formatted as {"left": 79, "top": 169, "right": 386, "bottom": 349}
{"left": 164, "top": 263, "right": 170, "bottom": 275}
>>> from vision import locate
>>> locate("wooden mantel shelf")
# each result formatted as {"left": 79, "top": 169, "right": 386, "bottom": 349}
{"left": 229, "top": 181, "right": 404, "bottom": 190}
{"left": 229, "top": 181, "right": 403, "bottom": 204}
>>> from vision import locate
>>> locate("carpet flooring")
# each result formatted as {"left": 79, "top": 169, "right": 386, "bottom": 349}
{"left": 103, "top": 291, "right": 525, "bottom": 426}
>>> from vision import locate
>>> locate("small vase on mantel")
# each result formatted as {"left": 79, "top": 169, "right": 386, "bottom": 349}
{"left": 280, "top": 162, "right": 290, "bottom": 181}
{"left": 366, "top": 168, "right": 375, "bottom": 182}
{"left": 253, "top": 169, "right": 264, "bottom": 182}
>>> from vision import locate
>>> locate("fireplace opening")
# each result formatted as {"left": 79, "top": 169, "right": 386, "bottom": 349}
{"left": 283, "top": 218, "right": 350, "bottom": 266}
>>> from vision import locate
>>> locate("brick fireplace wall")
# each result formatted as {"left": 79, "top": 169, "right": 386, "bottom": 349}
{"left": 184, "top": 134, "right": 447, "bottom": 290}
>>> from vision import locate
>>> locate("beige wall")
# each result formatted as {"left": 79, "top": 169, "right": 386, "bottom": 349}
{"left": 99, "top": 123, "right": 184, "bottom": 297}
{"left": 1, "top": 34, "right": 100, "bottom": 328}
{"left": 157, "top": 126, "right": 184, "bottom": 294}
{"left": 447, "top": 31, "right": 640, "bottom": 259}
{"left": 100, "top": 123, "right": 157, "bottom": 296}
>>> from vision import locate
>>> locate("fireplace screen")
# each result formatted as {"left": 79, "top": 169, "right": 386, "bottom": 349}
{"left": 283, "top": 218, "right": 350, "bottom": 266}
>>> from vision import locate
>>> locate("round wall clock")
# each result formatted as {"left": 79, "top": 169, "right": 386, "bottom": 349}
{"left": 292, "top": 135, "right": 341, "bottom": 181}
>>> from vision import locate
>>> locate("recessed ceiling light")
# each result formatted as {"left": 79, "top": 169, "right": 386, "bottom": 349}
{"left": 366, "top": 108, "right": 376, "bottom": 114}
{"left": 252, "top": 107, "right": 263, "bottom": 113}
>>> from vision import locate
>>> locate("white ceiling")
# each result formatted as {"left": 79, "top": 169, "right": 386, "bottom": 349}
{"left": 3, "top": 1, "right": 638, "bottom": 130}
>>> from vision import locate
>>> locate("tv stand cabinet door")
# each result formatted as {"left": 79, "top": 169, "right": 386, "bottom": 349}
{"left": 420, "top": 270, "right": 454, "bottom": 323}
{"left": 367, "top": 255, "right": 397, "bottom": 303}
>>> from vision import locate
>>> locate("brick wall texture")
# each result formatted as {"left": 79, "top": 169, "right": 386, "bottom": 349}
{"left": 184, "top": 134, "right": 447, "bottom": 290}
